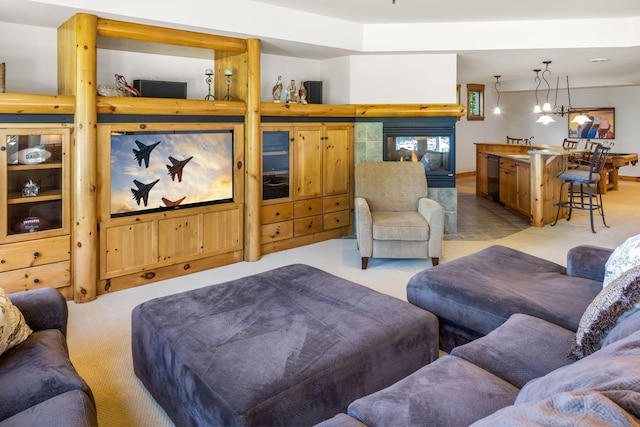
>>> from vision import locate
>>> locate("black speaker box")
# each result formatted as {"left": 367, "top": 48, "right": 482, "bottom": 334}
{"left": 304, "top": 81, "right": 323, "bottom": 104}
{"left": 133, "top": 80, "right": 187, "bottom": 99}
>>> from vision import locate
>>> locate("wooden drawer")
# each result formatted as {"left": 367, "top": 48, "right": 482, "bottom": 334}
{"left": 294, "top": 198, "right": 322, "bottom": 218}
{"left": 0, "top": 260, "right": 70, "bottom": 294}
{"left": 0, "top": 235, "right": 70, "bottom": 273}
{"left": 294, "top": 215, "right": 323, "bottom": 236}
{"left": 261, "top": 203, "right": 293, "bottom": 225}
{"left": 323, "top": 194, "right": 350, "bottom": 214}
{"left": 324, "top": 210, "right": 350, "bottom": 230}
{"left": 261, "top": 221, "right": 293, "bottom": 243}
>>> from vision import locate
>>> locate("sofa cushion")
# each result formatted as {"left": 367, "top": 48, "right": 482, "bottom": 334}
{"left": 452, "top": 314, "right": 575, "bottom": 388}
{"left": 516, "top": 329, "right": 640, "bottom": 420}
{"left": 407, "top": 245, "right": 602, "bottom": 339}
{"left": 569, "top": 265, "right": 640, "bottom": 360}
{"left": 604, "top": 233, "right": 640, "bottom": 287}
{"left": 0, "top": 329, "right": 94, "bottom": 421}
{"left": 371, "top": 211, "right": 429, "bottom": 240}
{"left": 0, "top": 389, "right": 98, "bottom": 427}
{"left": 0, "top": 287, "right": 32, "bottom": 356}
{"left": 347, "top": 355, "right": 519, "bottom": 427}
{"left": 603, "top": 309, "right": 640, "bottom": 348}
{"left": 472, "top": 390, "right": 639, "bottom": 427}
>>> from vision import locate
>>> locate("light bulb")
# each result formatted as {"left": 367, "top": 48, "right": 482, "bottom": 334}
{"left": 536, "top": 115, "right": 555, "bottom": 124}
{"left": 494, "top": 106, "right": 501, "bottom": 114}
{"left": 542, "top": 102, "right": 552, "bottom": 112}
{"left": 533, "top": 105, "right": 542, "bottom": 114}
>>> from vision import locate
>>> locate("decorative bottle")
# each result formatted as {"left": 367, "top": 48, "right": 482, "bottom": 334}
{"left": 299, "top": 81, "right": 307, "bottom": 104}
{"left": 286, "top": 80, "right": 297, "bottom": 103}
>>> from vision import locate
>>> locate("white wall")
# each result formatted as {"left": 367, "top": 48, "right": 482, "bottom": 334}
{"left": 260, "top": 54, "right": 322, "bottom": 102}
{"left": 347, "top": 54, "right": 457, "bottom": 104}
{"left": 0, "top": 23, "right": 58, "bottom": 93}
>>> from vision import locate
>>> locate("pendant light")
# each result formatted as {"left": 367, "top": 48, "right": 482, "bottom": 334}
{"left": 532, "top": 69, "right": 542, "bottom": 113}
{"left": 541, "top": 61, "right": 552, "bottom": 112}
{"left": 493, "top": 75, "right": 501, "bottom": 114}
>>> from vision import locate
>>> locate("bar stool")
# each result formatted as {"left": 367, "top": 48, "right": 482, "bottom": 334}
{"left": 551, "top": 143, "right": 611, "bottom": 233}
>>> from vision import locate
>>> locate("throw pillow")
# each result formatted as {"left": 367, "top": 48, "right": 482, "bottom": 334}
{"left": 603, "top": 234, "right": 640, "bottom": 288}
{"left": 568, "top": 265, "right": 640, "bottom": 360}
{"left": 0, "top": 287, "right": 32, "bottom": 355}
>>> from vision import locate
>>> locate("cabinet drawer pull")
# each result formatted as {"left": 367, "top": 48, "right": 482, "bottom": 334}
{"left": 275, "top": 212, "right": 280, "bottom": 216}
{"left": 33, "top": 278, "right": 40, "bottom": 284}
{"left": 33, "top": 251, "right": 40, "bottom": 259}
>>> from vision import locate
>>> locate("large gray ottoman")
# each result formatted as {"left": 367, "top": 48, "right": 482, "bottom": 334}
{"left": 132, "top": 264, "right": 438, "bottom": 426}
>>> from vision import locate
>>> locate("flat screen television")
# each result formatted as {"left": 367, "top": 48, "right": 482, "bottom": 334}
{"left": 110, "top": 130, "right": 234, "bottom": 218}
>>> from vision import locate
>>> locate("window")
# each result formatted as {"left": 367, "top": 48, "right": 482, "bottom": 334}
{"left": 467, "top": 83, "right": 485, "bottom": 121}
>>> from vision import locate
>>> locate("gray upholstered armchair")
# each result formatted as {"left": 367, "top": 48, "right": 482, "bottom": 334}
{"left": 355, "top": 161, "right": 445, "bottom": 269}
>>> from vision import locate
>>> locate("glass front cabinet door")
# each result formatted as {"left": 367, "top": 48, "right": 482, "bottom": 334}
{"left": 0, "top": 126, "right": 70, "bottom": 243}
{"left": 262, "top": 129, "right": 292, "bottom": 202}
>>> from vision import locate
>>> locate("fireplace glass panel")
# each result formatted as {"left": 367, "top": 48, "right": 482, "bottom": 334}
{"left": 385, "top": 136, "right": 450, "bottom": 173}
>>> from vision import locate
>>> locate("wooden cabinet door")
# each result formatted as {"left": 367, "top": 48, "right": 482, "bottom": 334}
{"left": 516, "top": 162, "right": 531, "bottom": 215}
{"left": 293, "top": 125, "right": 322, "bottom": 200}
{"left": 323, "top": 124, "right": 352, "bottom": 196}
{"left": 499, "top": 168, "right": 516, "bottom": 209}
{"left": 476, "top": 152, "right": 489, "bottom": 196}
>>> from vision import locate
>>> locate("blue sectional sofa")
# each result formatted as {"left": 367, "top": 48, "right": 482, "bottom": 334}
{"left": 0, "top": 288, "right": 97, "bottom": 427}
{"left": 317, "top": 244, "right": 640, "bottom": 426}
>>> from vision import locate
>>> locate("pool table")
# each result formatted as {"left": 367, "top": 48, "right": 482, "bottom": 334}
{"left": 601, "top": 152, "right": 638, "bottom": 193}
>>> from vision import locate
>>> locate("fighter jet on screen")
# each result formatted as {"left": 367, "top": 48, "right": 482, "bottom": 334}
{"left": 162, "top": 196, "right": 186, "bottom": 207}
{"left": 133, "top": 140, "right": 161, "bottom": 168}
{"left": 131, "top": 179, "right": 160, "bottom": 206}
{"left": 166, "top": 156, "right": 194, "bottom": 182}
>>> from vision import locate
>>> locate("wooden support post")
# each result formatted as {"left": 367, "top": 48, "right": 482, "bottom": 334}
{"left": 59, "top": 13, "right": 99, "bottom": 302}
{"left": 245, "top": 38, "right": 261, "bottom": 262}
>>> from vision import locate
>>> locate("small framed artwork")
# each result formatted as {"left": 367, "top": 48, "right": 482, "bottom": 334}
{"left": 568, "top": 108, "right": 615, "bottom": 139}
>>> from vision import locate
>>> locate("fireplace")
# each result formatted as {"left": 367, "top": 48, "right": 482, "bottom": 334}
{"left": 382, "top": 117, "right": 456, "bottom": 188}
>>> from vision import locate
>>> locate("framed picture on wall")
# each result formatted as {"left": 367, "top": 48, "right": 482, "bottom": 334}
{"left": 568, "top": 108, "right": 615, "bottom": 139}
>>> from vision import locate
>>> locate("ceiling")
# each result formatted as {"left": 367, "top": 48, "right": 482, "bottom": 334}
{"left": 253, "top": 0, "right": 640, "bottom": 24}
{"left": 253, "top": 0, "right": 640, "bottom": 89}
{"left": 2, "top": 0, "right": 640, "bottom": 89}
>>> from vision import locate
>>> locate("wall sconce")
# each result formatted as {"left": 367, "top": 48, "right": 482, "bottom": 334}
{"left": 204, "top": 69, "right": 214, "bottom": 100}
{"left": 493, "top": 75, "right": 501, "bottom": 114}
{"left": 223, "top": 69, "right": 233, "bottom": 100}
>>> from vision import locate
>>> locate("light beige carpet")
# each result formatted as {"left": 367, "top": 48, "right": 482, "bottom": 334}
{"left": 66, "top": 181, "right": 640, "bottom": 426}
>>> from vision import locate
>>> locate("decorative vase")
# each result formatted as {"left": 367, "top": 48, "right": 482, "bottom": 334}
{"left": 299, "top": 81, "right": 307, "bottom": 104}
{"left": 272, "top": 75, "right": 283, "bottom": 103}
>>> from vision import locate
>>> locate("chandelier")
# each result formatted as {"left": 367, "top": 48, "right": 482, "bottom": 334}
{"left": 532, "top": 61, "right": 592, "bottom": 125}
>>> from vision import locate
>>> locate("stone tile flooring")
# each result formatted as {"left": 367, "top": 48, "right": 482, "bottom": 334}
{"left": 445, "top": 177, "right": 531, "bottom": 241}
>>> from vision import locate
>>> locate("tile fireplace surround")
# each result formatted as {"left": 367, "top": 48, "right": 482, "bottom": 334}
{"left": 354, "top": 121, "right": 458, "bottom": 235}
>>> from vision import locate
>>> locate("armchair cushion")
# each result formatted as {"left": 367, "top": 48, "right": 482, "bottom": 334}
{"left": 372, "top": 211, "right": 429, "bottom": 240}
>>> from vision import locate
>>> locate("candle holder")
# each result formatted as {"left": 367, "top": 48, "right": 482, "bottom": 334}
{"left": 223, "top": 69, "right": 233, "bottom": 100}
{"left": 204, "top": 69, "right": 214, "bottom": 100}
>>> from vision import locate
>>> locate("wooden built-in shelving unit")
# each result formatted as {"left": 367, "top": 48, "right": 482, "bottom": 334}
{"left": 0, "top": 12, "right": 466, "bottom": 302}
